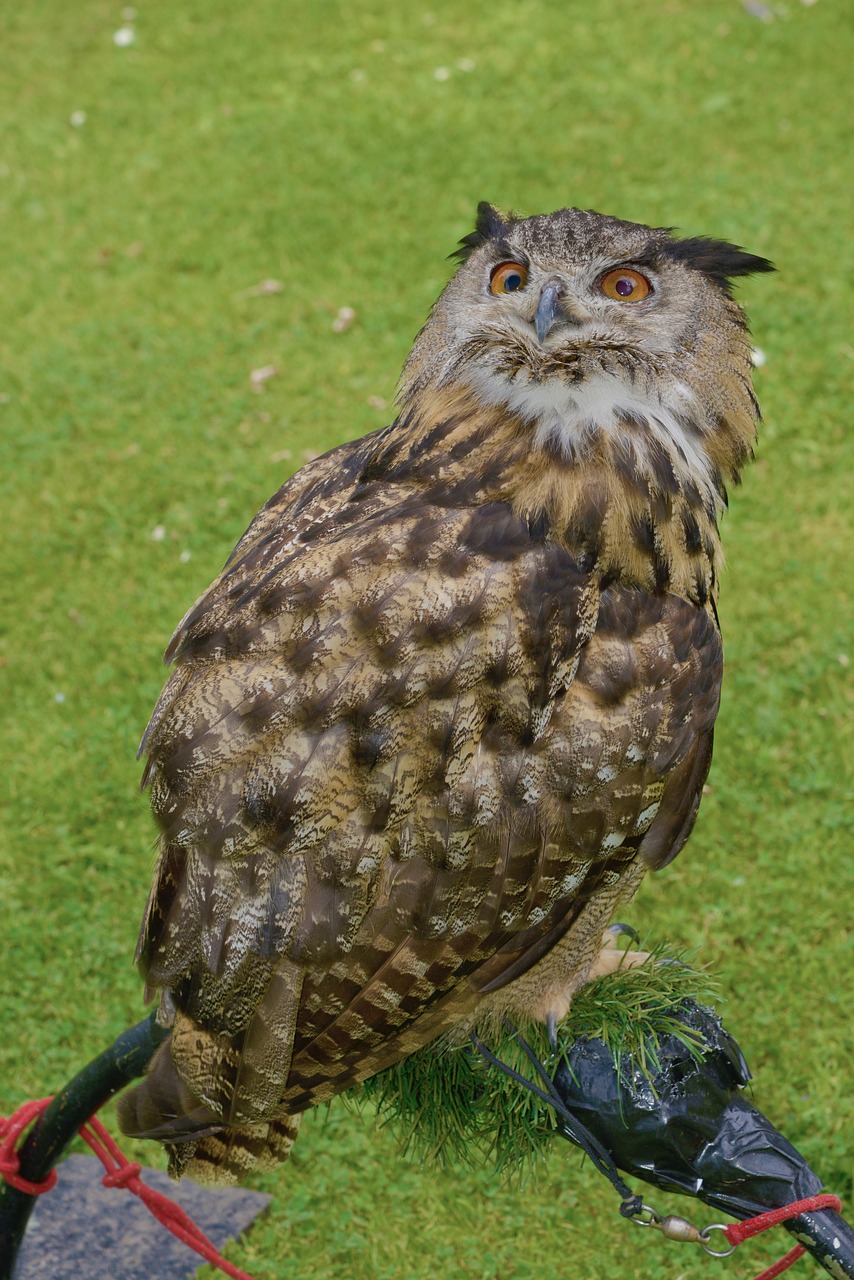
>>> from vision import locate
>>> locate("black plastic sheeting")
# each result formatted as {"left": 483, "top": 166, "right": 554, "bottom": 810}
{"left": 553, "top": 1000, "right": 823, "bottom": 1218}
{"left": 550, "top": 1000, "right": 854, "bottom": 1277}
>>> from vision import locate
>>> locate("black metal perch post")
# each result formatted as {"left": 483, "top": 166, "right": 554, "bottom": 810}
{"left": 0, "top": 1013, "right": 169, "bottom": 1279}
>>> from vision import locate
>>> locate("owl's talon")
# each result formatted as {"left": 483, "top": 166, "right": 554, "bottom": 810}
{"left": 606, "top": 922, "right": 641, "bottom": 946}
{"left": 546, "top": 1013, "right": 559, "bottom": 1053}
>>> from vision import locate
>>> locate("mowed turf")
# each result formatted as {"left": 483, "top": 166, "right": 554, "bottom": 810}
{"left": 0, "top": 2, "right": 851, "bottom": 1277}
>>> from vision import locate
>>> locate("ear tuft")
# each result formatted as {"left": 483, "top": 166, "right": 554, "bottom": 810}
{"left": 663, "top": 235, "right": 775, "bottom": 296}
{"left": 450, "top": 201, "right": 515, "bottom": 262}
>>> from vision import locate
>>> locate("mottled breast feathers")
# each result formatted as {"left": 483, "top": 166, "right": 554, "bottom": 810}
{"left": 129, "top": 400, "right": 721, "bottom": 1144}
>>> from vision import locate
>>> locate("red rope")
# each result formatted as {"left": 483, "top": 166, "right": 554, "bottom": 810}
{"left": 751, "top": 1244, "right": 808, "bottom": 1280}
{"left": 0, "top": 1097, "right": 258, "bottom": 1280}
{"left": 725, "top": 1194, "right": 843, "bottom": 1245}
{"left": 723, "top": 1194, "right": 843, "bottom": 1280}
{"left": 0, "top": 1098, "right": 58, "bottom": 1195}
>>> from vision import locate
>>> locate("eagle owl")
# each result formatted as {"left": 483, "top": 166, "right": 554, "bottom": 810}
{"left": 118, "top": 203, "right": 773, "bottom": 1184}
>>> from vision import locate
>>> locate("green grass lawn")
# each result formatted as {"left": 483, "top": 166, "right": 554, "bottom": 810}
{"left": 0, "top": 1, "right": 851, "bottom": 1276}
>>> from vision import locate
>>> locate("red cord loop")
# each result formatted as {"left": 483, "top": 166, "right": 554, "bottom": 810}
{"left": 722, "top": 1194, "right": 843, "bottom": 1280}
{"left": 724, "top": 1193, "right": 843, "bottom": 1246}
{"left": 0, "top": 1097, "right": 59, "bottom": 1195}
{"left": 0, "top": 1097, "right": 257, "bottom": 1280}
{"left": 0, "top": 1161, "right": 59, "bottom": 1197}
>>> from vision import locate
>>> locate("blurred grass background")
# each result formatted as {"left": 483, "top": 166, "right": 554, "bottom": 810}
{"left": 0, "top": 1, "right": 851, "bottom": 1276}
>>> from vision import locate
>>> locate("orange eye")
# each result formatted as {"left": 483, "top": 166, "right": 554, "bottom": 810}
{"left": 599, "top": 268, "right": 652, "bottom": 301}
{"left": 490, "top": 261, "right": 529, "bottom": 294}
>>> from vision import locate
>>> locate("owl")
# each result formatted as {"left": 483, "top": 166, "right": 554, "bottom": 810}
{"left": 117, "top": 203, "right": 773, "bottom": 1184}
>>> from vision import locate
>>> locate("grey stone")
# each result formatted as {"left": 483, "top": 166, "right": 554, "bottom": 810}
{"left": 14, "top": 1155, "right": 270, "bottom": 1279}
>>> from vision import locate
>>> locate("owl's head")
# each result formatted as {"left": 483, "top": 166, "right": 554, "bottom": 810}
{"left": 400, "top": 203, "right": 773, "bottom": 488}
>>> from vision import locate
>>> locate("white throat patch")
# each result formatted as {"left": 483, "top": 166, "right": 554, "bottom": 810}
{"left": 463, "top": 361, "right": 720, "bottom": 508}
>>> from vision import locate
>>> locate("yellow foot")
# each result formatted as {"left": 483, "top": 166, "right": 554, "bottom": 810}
{"left": 540, "top": 927, "right": 650, "bottom": 1047}
{"left": 586, "top": 923, "right": 651, "bottom": 982}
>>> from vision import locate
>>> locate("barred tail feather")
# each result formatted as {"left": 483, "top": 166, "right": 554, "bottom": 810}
{"left": 166, "top": 1112, "right": 302, "bottom": 1186}
{"left": 117, "top": 1030, "right": 304, "bottom": 1185}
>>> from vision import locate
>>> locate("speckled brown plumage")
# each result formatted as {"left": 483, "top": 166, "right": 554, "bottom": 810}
{"left": 117, "top": 203, "right": 771, "bottom": 1183}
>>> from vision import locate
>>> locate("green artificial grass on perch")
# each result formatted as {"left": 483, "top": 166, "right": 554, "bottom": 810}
{"left": 354, "top": 938, "right": 716, "bottom": 1179}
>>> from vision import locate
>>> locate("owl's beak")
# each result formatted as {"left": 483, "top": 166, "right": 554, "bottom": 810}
{"left": 535, "top": 282, "right": 563, "bottom": 344}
